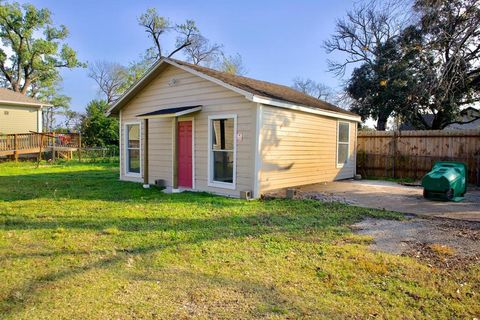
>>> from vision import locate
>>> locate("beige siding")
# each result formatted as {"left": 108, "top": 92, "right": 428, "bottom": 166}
{"left": 259, "top": 105, "right": 357, "bottom": 193}
{"left": 120, "top": 65, "right": 256, "bottom": 197}
{"left": 0, "top": 105, "right": 40, "bottom": 134}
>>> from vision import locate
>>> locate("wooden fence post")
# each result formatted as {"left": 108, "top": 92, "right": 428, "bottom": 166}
{"left": 475, "top": 154, "right": 480, "bottom": 187}
{"left": 392, "top": 131, "right": 397, "bottom": 178}
{"left": 78, "top": 132, "right": 82, "bottom": 162}
{"left": 13, "top": 134, "right": 18, "bottom": 162}
{"left": 52, "top": 132, "right": 56, "bottom": 162}
{"left": 37, "top": 133, "right": 42, "bottom": 164}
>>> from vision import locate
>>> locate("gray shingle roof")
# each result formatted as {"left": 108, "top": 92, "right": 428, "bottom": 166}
{"left": 170, "top": 58, "right": 357, "bottom": 117}
{"left": 109, "top": 57, "right": 359, "bottom": 119}
{"left": 0, "top": 88, "right": 48, "bottom": 106}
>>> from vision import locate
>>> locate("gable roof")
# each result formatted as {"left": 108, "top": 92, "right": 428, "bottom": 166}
{"left": 107, "top": 57, "right": 360, "bottom": 121}
{"left": 0, "top": 88, "right": 50, "bottom": 107}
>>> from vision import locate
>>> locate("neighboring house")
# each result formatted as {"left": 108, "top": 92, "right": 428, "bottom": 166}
{"left": 444, "top": 107, "right": 480, "bottom": 130}
{"left": 0, "top": 88, "right": 48, "bottom": 134}
{"left": 108, "top": 58, "right": 361, "bottom": 198}
{"left": 399, "top": 107, "right": 480, "bottom": 131}
{"left": 399, "top": 114, "right": 435, "bottom": 131}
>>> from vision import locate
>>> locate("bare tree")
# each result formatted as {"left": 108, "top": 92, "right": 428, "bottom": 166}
{"left": 88, "top": 61, "right": 128, "bottom": 103}
{"left": 292, "top": 78, "right": 334, "bottom": 102}
{"left": 324, "top": 0, "right": 411, "bottom": 76}
{"left": 63, "top": 110, "right": 82, "bottom": 131}
{"left": 183, "top": 34, "right": 223, "bottom": 65}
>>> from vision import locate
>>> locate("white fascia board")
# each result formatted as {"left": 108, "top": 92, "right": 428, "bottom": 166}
{"left": 165, "top": 59, "right": 254, "bottom": 100}
{"left": 251, "top": 95, "right": 362, "bottom": 122}
{"left": 136, "top": 106, "right": 202, "bottom": 119}
{"left": 0, "top": 100, "right": 51, "bottom": 107}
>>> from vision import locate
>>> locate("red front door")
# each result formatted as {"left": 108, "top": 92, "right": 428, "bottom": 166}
{"left": 177, "top": 121, "right": 193, "bottom": 188}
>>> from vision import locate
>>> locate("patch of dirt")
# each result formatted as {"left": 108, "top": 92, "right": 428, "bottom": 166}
{"left": 263, "top": 190, "right": 357, "bottom": 205}
{"left": 352, "top": 217, "right": 480, "bottom": 269}
{"left": 402, "top": 242, "right": 479, "bottom": 269}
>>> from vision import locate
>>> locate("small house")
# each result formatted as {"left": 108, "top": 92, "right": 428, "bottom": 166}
{"left": 0, "top": 88, "right": 46, "bottom": 134}
{"left": 108, "top": 58, "right": 361, "bottom": 198}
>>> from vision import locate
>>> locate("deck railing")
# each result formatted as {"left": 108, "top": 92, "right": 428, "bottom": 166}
{"left": 0, "top": 132, "right": 81, "bottom": 159}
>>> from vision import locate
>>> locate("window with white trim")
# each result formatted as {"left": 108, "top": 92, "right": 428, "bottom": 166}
{"left": 126, "top": 123, "right": 141, "bottom": 174}
{"left": 209, "top": 115, "right": 236, "bottom": 188}
{"left": 337, "top": 121, "right": 350, "bottom": 167}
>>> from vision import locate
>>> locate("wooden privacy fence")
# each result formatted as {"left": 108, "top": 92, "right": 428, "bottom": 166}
{"left": 357, "top": 129, "right": 480, "bottom": 185}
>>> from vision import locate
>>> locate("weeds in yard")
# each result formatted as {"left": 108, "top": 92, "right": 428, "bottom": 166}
{"left": 429, "top": 243, "right": 455, "bottom": 257}
{"left": 101, "top": 227, "right": 121, "bottom": 235}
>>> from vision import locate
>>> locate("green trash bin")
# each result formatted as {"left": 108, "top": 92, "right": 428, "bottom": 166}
{"left": 421, "top": 161, "right": 467, "bottom": 201}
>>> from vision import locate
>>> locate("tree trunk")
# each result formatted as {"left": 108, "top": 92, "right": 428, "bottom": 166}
{"left": 430, "top": 112, "right": 447, "bottom": 130}
{"left": 376, "top": 117, "right": 388, "bottom": 131}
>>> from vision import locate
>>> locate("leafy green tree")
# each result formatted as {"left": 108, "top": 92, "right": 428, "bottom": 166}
{"left": 346, "top": 34, "right": 422, "bottom": 130}
{"left": 138, "top": 8, "right": 199, "bottom": 60}
{"left": 34, "top": 78, "right": 71, "bottom": 131}
{"left": 216, "top": 53, "right": 247, "bottom": 76}
{"left": 327, "top": 0, "right": 480, "bottom": 130}
{"left": 404, "top": 0, "right": 480, "bottom": 129}
{"left": 0, "top": 2, "right": 84, "bottom": 94}
{"left": 80, "top": 100, "right": 118, "bottom": 147}
{"left": 324, "top": 0, "right": 409, "bottom": 130}
{"left": 137, "top": 8, "right": 246, "bottom": 74}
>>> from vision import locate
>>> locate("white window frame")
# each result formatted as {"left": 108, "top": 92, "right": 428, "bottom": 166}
{"left": 207, "top": 114, "right": 237, "bottom": 190}
{"left": 124, "top": 120, "right": 142, "bottom": 177}
{"left": 336, "top": 121, "right": 350, "bottom": 168}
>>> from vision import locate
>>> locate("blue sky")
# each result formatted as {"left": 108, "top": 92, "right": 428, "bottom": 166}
{"left": 25, "top": 0, "right": 356, "bottom": 113}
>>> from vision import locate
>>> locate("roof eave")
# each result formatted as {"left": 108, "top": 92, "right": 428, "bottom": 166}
{"left": 106, "top": 57, "right": 360, "bottom": 122}
{"left": 106, "top": 57, "right": 256, "bottom": 117}
{"left": 106, "top": 59, "right": 169, "bottom": 116}
{"left": 0, "top": 100, "right": 52, "bottom": 108}
{"left": 251, "top": 95, "right": 361, "bottom": 122}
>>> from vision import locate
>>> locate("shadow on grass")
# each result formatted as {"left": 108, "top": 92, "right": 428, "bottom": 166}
{"left": 2, "top": 209, "right": 325, "bottom": 317}
{"left": 0, "top": 199, "right": 398, "bottom": 317}
{"left": 0, "top": 164, "right": 402, "bottom": 317}
{"left": 0, "top": 169, "right": 242, "bottom": 206}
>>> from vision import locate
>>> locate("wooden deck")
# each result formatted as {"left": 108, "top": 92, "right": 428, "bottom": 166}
{"left": 0, "top": 132, "right": 81, "bottom": 160}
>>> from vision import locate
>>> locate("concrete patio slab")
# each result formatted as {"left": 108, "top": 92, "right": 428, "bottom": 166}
{"left": 285, "top": 180, "right": 480, "bottom": 222}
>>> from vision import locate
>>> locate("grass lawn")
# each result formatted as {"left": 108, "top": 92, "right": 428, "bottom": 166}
{"left": 0, "top": 161, "right": 478, "bottom": 319}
